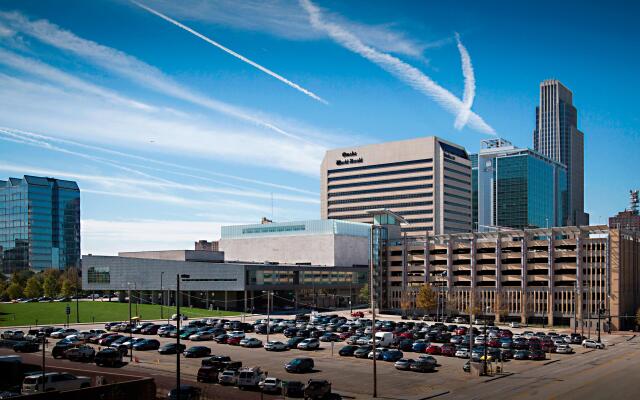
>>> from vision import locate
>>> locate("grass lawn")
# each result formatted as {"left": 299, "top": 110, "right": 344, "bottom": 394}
{"left": 0, "top": 301, "right": 239, "bottom": 327}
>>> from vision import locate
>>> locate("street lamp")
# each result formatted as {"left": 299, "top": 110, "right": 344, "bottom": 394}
{"left": 176, "top": 273, "right": 190, "bottom": 400}
{"left": 127, "top": 282, "right": 136, "bottom": 363}
{"left": 262, "top": 290, "right": 273, "bottom": 344}
{"left": 483, "top": 306, "right": 489, "bottom": 376}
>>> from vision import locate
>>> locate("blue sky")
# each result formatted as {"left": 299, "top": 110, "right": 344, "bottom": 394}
{"left": 0, "top": 0, "right": 638, "bottom": 254}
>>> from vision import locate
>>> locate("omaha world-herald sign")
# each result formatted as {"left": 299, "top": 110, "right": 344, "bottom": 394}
{"left": 336, "top": 151, "right": 363, "bottom": 166}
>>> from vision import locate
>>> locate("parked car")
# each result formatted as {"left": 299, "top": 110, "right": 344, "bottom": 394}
{"left": 556, "top": 344, "right": 574, "bottom": 354}
{"left": 426, "top": 345, "right": 442, "bottom": 355}
{"left": 410, "top": 359, "right": 436, "bottom": 372}
{"left": 240, "top": 338, "right": 263, "bottom": 348}
{"left": 52, "top": 342, "right": 76, "bottom": 359}
{"left": 297, "top": 338, "right": 320, "bottom": 350}
{"left": 455, "top": 348, "right": 470, "bottom": 358}
{"left": 513, "top": 350, "right": 530, "bottom": 360}
{"left": 64, "top": 345, "right": 95, "bottom": 362}
{"left": 95, "top": 347, "right": 123, "bottom": 367}
{"left": 50, "top": 328, "right": 78, "bottom": 339}
{"left": 22, "top": 372, "right": 90, "bottom": 394}
{"left": 184, "top": 346, "right": 211, "bottom": 358}
{"left": 214, "top": 369, "right": 237, "bottom": 386}
{"left": 283, "top": 380, "right": 305, "bottom": 397}
{"left": 238, "top": 367, "right": 266, "bottom": 390}
{"left": 383, "top": 349, "right": 404, "bottom": 362}
{"left": 264, "top": 341, "right": 287, "bottom": 351}
{"left": 158, "top": 343, "right": 186, "bottom": 355}
{"left": 259, "top": 377, "right": 281, "bottom": 394}
{"left": 338, "top": 345, "right": 358, "bottom": 357}
{"left": 285, "top": 357, "right": 315, "bottom": 373}
{"left": 394, "top": 358, "right": 415, "bottom": 370}
{"left": 132, "top": 339, "right": 160, "bottom": 351}
{"left": 354, "top": 345, "right": 373, "bottom": 358}
{"left": 167, "top": 385, "right": 201, "bottom": 400}
{"left": 582, "top": 339, "right": 605, "bottom": 349}
{"left": 304, "top": 379, "right": 331, "bottom": 400}
{"left": 227, "top": 336, "right": 242, "bottom": 346}
{"left": 196, "top": 366, "right": 219, "bottom": 383}
{"left": 529, "top": 349, "right": 546, "bottom": 360}
{"left": 12, "top": 340, "right": 39, "bottom": 353}
{"left": 2, "top": 330, "right": 24, "bottom": 341}
{"left": 170, "top": 314, "right": 188, "bottom": 321}
{"left": 141, "top": 324, "right": 161, "bottom": 335}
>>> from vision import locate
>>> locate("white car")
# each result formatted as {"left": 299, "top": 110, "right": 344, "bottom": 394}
{"left": 22, "top": 372, "right": 90, "bottom": 393}
{"left": 474, "top": 335, "right": 486, "bottom": 345}
{"left": 259, "top": 377, "right": 281, "bottom": 393}
{"left": 455, "top": 348, "right": 470, "bottom": 358}
{"left": 509, "top": 322, "right": 521, "bottom": 328}
{"left": 50, "top": 329, "right": 78, "bottom": 339}
{"left": 582, "top": 339, "right": 605, "bottom": 349}
{"left": 219, "top": 370, "right": 239, "bottom": 385}
{"left": 453, "top": 317, "right": 466, "bottom": 324}
{"left": 368, "top": 347, "right": 389, "bottom": 359}
{"left": 264, "top": 341, "right": 287, "bottom": 351}
{"left": 297, "top": 338, "right": 320, "bottom": 350}
{"left": 1, "top": 330, "right": 24, "bottom": 340}
{"left": 556, "top": 344, "right": 574, "bottom": 354}
{"left": 229, "top": 331, "right": 245, "bottom": 339}
{"left": 76, "top": 330, "right": 104, "bottom": 341}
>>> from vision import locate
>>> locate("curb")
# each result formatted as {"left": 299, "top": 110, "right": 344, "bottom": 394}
{"left": 483, "top": 372, "right": 514, "bottom": 383}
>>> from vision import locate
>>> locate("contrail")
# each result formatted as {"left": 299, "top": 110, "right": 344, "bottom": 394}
{"left": 453, "top": 32, "right": 475, "bottom": 130}
{"left": 130, "top": 1, "right": 328, "bottom": 105}
{"left": 299, "top": 0, "right": 495, "bottom": 135}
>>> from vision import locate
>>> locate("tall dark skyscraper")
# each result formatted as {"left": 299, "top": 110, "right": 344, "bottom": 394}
{"left": 0, "top": 175, "right": 80, "bottom": 273}
{"left": 533, "top": 79, "right": 589, "bottom": 225}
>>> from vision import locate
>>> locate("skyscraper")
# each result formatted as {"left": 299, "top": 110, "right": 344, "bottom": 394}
{"left": 320, "top": 136, "right": 472, "bottom": 236}
{"left": 471, "top": 138, "right": 567, "bottom": 231}
{"left": 0, "top": 175, "right": 80, "bottom": 273}
{"left": 533, "top": 79, "right": 589, "bottom": 225}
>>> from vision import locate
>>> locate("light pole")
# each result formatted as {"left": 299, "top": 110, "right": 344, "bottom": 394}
{"left": 127, "top": 282, "right": 135, "bottom": 363}
{"left": 41, "top": 334, "right": 46, "bottom": 392}
{"left": 262, "top": 290, "right": 272, "bottom": 344}
{"left": 176, "top": 273, "right": 190, "bottom": 400}
{"left": 75, "top": 270, "right": 80, "bottom": 323}
{"left": 597, "top": 303, "right": 604, "bottom": 343}
{"left": 160, "top": 272, "right": 164, "bottom": 320}
{"left": 370, "top": 225, "right": 378, "bottom": 398}
{"left": 573, "top": 282, "right": 578, "bottom": 335}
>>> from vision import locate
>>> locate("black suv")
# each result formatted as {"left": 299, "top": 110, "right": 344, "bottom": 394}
{"left": 285, "top": 357, "right": 314, "bottom": 373}
{"left": 304, "top": 380, "right": 331, "bottom": 400}
{"left": 95, "top": 347, "right": 123, "bottom": 367}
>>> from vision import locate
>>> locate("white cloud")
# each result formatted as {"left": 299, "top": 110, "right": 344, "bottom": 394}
{"left": 139, "top": 0, "right": 444, "bottom": 59}
{"left": 0, "top": 73, "right": 324, "bottom": 175}
{"left": 453, "top": 32, "right": 475, "bottom": 130}
{"left": 300, "top": 0, "right": 496, "bottom": 135}
{"left": 0, "top": 10, "right": 326, "bottom": 144}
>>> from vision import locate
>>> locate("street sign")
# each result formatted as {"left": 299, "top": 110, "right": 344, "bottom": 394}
{"left": 65, "top": 306, "right": 71, "bottom": 315}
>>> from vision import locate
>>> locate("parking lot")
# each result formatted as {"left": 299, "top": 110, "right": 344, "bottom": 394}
{"left": 2, "top": 311, "right": 637, "bottom": 399}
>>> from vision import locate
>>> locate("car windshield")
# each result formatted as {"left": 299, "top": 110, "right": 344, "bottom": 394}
{"left": 23, "top": 376, "right": 42, "bottom": 384}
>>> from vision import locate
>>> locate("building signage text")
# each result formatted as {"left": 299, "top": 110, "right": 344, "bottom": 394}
{"left": 336, "top": 151, "right": 363, "bottom": 166}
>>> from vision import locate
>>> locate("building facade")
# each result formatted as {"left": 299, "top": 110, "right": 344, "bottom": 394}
{"left": 533, "top": 79, "right": 588, "bottom": 226}
{"left": 0, "top": 175, "right": 80, "bottom": 273}
{"left": 82, "top": 252, "right": 368, "bottom": 311}
{"left": 321, "top": 136, "right": 472, "bottom": 236}
{"left": 377, "top": 225, "right": 640, "bottom": 330}
{"left": 219, "top": 219, "right": 370, "bottom": 267}
{"left": 471, "top": 138, "right": 567, "bottom": 230}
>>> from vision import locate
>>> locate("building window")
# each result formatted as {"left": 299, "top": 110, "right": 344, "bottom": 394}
{"left": 87, "top": 266, "right": 110, "bottom": 284}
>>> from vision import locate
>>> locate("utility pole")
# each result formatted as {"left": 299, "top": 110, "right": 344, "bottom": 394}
{"left": 41, "top": 334, "right": 46, "bottom": 392}
{"left": 597, "top": 304, "right": 603, "bottom": 343}
{"left": 75, "top": 271, "right": 80, "bottom": 323}
{"left": 128, "top": 284, "right": 133, "bottom": 362}
{"left": 266, "top": 291, "right": 272, "bottom": 344}
{"left": 370, "top": 226, "right": 377, "bottom": 398}
{"left": 483, "top": 307, "right": 488, "bottom": 376}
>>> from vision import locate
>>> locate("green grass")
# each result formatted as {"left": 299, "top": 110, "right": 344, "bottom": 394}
{"left": 0, "top": 301, "right": 239, "bottom": 327}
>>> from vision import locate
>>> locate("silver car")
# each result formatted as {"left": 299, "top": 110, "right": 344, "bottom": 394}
{"left": 219, "top": 370, "right": 239, "bottom": 385}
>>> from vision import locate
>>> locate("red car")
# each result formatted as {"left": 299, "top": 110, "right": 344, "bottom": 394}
{"left": 339, "top": 332, "right": 353, "bottom": 340}
{"left": 426, "top": 345, "right": 442, "bottom": 355}
{"left": 440, "top": 344, "right": 456, "bottom": 357}
{"left": 90, "top": 332, "right": 116, "bottom": 344}
{"left": 488, "top": 339, "right": 501, "bottom": 348}
{"left": 351, "top": 311, "right": 364, "bottom": 318}
{"left": 454, "top": 327, "right": 467, "bottom": 336}
{"left": 398, "top": 332, "right": 414, "bottom": 340}
{"left": 499, "top": 330, "right": 513, "bottom": 338}
{"left": 227, "top": 336, "right": 242, "bottom": 346}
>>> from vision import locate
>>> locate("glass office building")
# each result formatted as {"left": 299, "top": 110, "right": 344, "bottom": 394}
{"left": 472, "top": 139, "right": 567, "bottom": 231}
{"left": 0, "top": 175, "right": 80, "bottom": 273}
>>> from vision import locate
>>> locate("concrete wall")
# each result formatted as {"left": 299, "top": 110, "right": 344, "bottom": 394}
{"left": 219, "top": 234, "right": 369, "bottom": 267}
{"left": 117, "top": 250, "right": 224, "bottom": 262}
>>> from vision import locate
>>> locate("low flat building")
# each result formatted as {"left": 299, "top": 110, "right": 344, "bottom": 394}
{"left": 82, "top": 251, "right": 367, "bottom": 311}
{"left": 218, "top": 219, "right": 370, "bottom": 267}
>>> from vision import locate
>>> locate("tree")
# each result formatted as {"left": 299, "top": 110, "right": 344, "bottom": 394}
{"left": 400, "top": 291, "right": 413, "bottom": 316}
{"left": 11, "top": 270, "right": 33, "bottom": 287}
{"left": 358, "top": 284, "right": 369, "bottom": 303}
{"left": 24, "top": 276, "right": 43, "bottom": 298}
{"left": 416, "top": 284, "right": 437, "bottom": 313}
{"left": 6, "top": 282, "right": 24, "bottom": 300}
{"left": 42, "top": 269, "right": 61, "bottom": 298}
{"left": 61, "top": 279, "right": 75, "bottom": 298}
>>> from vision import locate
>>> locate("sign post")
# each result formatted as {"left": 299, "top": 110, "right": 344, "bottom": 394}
{"left": 65, "top": 305, "right": 71, "bottom": 327}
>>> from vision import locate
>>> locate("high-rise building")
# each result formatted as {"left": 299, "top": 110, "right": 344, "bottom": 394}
{"left": 533, "top": 79, "right": 588, "bottom": 225}
{"left": 0, "top": 175, "right": 80, "bottom": 273}
{"left": 320, "top": 136, "right": 472, "bottom": 236}
{"left": 471, "top": 138, "right": 567, "bottom": 230}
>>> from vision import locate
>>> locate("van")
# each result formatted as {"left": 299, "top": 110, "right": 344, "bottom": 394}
{"left": 22, "top": 372, "right": 90, "bottom": 393}
{"left": 237, "top": 367, "right": 265, "bottom": 390}
{"left": 368, "top": 332, "right": 393, "bottom": 347}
